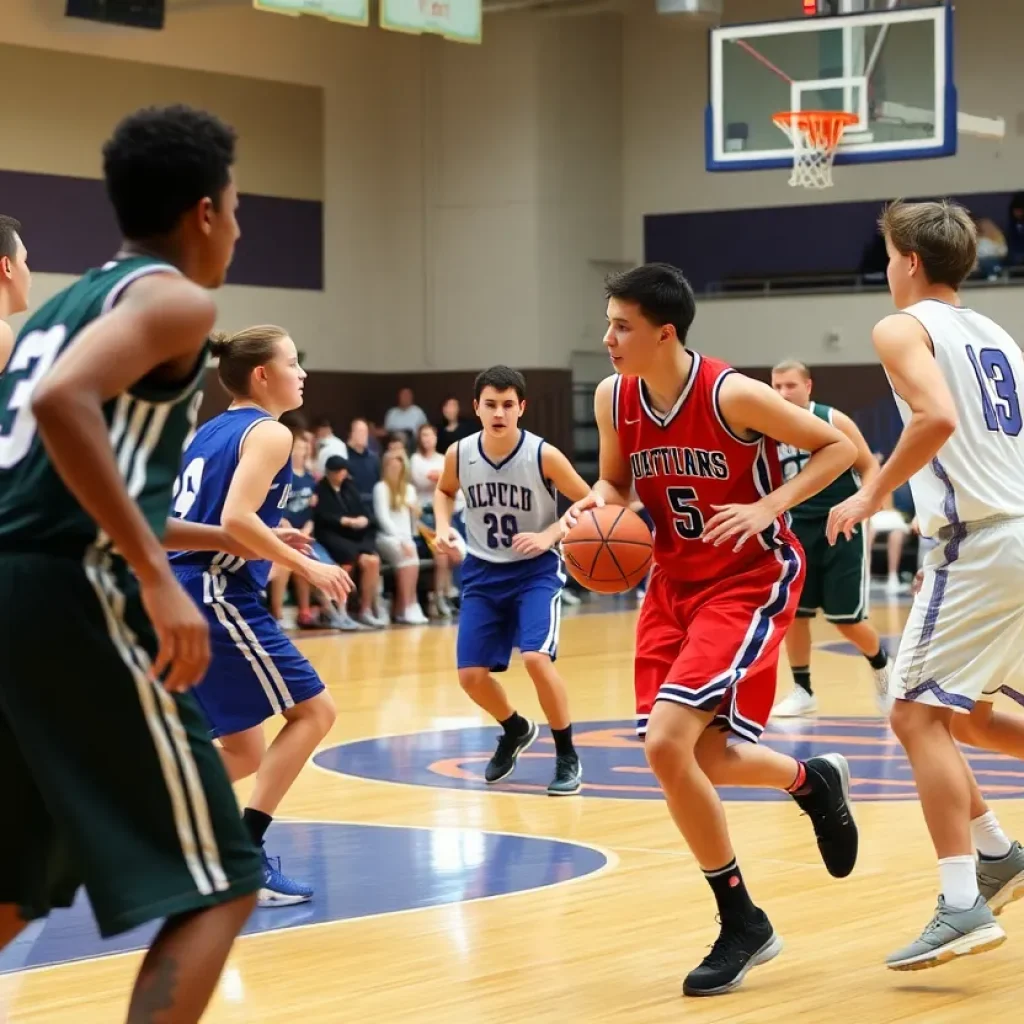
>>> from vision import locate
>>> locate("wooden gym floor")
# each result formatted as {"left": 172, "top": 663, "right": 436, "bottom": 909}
{"left": 2, "top": 590, "right": 1022, "bottom": 1023}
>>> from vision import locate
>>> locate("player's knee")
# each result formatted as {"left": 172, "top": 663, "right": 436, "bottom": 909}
{"left": 521, "top": 651, "right": 553, "bottom": 678}
{"left": 309, "top": 690, "right": 337, "bottom": 736}
{"left": 644, "top": 727, "right": 695, "bottom": 782}
{"left": 458, "top": 667, "right": 490, "bottom": 693}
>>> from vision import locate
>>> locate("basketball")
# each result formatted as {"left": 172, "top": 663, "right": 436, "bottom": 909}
{"left": 562, "top": 504, "right": 653, "bottom": 594}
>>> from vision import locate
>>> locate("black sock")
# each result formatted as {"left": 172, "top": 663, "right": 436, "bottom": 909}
{"left": 242, "top": 807, "right": 273, "bottom": 847}
{"left": 865, "top": 645, "right": 889, "bottom": 670}
{"left": 500, "top": 711, "right": 530, "bottom": 738}
{"left": 552, "top": 725, "right": 575, "bottom": 758}
{"left": 704, "top": 859, "right": 758, "bottom": 925}
{"left": 792, "top": 666, "right": 812, "bottom": 696}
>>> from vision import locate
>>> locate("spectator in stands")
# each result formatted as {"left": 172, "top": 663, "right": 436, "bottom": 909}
{"left": 383, "top": 387, "right": 428, "bottom": 451}
{"left": 346, "top": 417, "right": 381, "bottom": 506}
{"left": 437, "top": 396, "right": 474, "bottom": 454}
{"left": 975, "top": 217, "right": 1008, "bottom": 279}
{"left": 314, "top": 455, "right": 387, "bottom": 628}
{"left": 312, "top": 415, "right": 348, "bottom": 475}
{"left": 411, "top": 423, "right": 461, "bottom": 618}
{"left": 385, "top": 432, "right": 409, "bottom": 456}
{"left": 1007, "top": 192, "right": 1024, "bottom": 267}
{"left": 271, "top": 434, "right": 366, "bottom": 632}
{"left": 373, "top": 450, "right": 429, "bottom": 625}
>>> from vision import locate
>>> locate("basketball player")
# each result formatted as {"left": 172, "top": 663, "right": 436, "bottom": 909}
{"left": 434, "top": 365, "right": 591, "bottom": 795}
{"left": 770, "top": 360, "right": 891, "bottom": 717}
{"left": 828, "top": 199, "right": 1024, "bottom": 971}
{"left": 170, "top": 325, "right": 351, "bottom": 906}
{"left": 0, "top": 105, "right": 262, "bottom": 1021}
{"left": 564, "top": 263, "right": 861, "bottom": 997}
{"left": 0, "top": 213, "right": 31, "bottom": 371}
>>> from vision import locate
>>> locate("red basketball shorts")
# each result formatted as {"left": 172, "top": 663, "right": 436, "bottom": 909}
{"left": 634, "top": 543, "right": 804, "bottom": 744}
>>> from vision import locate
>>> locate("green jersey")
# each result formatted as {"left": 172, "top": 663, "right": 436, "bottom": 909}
{"left": 0, "top": 256, "right": 207, "bottom": 555}
{"left": 777, "top": 401, "right": 859, "bottom": 520}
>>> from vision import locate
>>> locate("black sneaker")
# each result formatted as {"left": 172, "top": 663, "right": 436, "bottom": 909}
{"left": 791, "top": 753, "right": 858, "bottom": 878}
{"left": 683, "top": 911, "right": 782, "bottom": 997}
{"left": 547, "top": 754, "right": 582, "bottom": 796}
{"left": 484, "top": 720, "right": 539, "bottom": 783}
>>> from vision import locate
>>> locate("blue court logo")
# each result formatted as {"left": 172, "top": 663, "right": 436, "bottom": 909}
{"left": 315, "top": 717, "right": 1024, "bottom": 802}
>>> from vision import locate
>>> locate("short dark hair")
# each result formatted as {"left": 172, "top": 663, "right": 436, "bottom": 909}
{"left": 604, "top": 262, "right": 696, "bottom": 345}
{"left": 879, "top": 199, "right": 977, "bottom": 289}
{"left": 0, "top": 214, "right": 22, "bottom": 260}
{"left": 102, "top": 105, "right": 237, "bottom": 240}
{"left": 474, "top": 365, "right": 526, "bottom": 402}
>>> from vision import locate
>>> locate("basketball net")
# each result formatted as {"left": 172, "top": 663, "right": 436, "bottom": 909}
{"left": 772, "top": 110, "right": 859, "bottom": 190}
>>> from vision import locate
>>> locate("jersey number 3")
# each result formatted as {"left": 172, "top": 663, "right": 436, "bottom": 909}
{"left": 0, "top": 326, "right": 67, "bottom": 470}
{"left": 667, "top": 486, "right": 704, "bottom": 540}
{"left": 967, "top": 344, "right": 1022, "bottom": 437}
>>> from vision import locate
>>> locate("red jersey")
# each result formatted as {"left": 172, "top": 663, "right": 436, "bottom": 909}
{"left": 613, "top": 351, "right": 797, "bottom": 584}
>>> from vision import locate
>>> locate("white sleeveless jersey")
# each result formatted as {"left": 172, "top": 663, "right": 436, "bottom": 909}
{"left": 892, "top": 299, "right": 1024, "bottom": 537}
{"left": 458, "top": 429, "right": 559, "bottom": 563}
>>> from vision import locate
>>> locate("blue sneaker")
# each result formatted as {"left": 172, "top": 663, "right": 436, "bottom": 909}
{"left": 257, "top": 849, "right": 313, "bottom": 908}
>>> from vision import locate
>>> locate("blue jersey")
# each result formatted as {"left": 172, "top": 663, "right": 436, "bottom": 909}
{"left": 169, "top": 407, "right": 292, "bottom": 590}
{"left": 284, "top": 470, "right": 317, "bottom": 530}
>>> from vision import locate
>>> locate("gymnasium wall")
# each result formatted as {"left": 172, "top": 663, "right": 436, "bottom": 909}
{"left": 0, "top": 0, "right": 621, "bottom": 375}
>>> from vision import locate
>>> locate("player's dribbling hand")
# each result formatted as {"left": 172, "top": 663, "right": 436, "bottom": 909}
{"left": 141, "top": 568, "right": 212, "bottom": 693}
{"left": 273, "top": 525, "right": 314, "bottom": 557}
{"left": 511, "top": 532, "right": 553, "bottom": 556}
{"left": 434, "top": 526, "right": 461, "bottom": 556}
{"left": 702, "top": 501, "right": 774, "bottom": 552}
{"left": 302, "top": 559, "right": 354, "bottom": 605}
{"left": 826, "top": 490, "right": 880, "bottom": 545}
{"left": 561, "top": 492, "right": 605, "bottom": 537}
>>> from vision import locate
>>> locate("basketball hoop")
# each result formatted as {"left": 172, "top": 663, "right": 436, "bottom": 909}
{"left": 772, "top": 110, "right": 859, "bottom": 190}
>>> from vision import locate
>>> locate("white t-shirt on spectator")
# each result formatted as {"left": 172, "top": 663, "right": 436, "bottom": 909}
{"left": 410, "top": 451, "right": 465, "bottom": 512}
{"left": 373, "top": 481, "right": 417, "bottom": 541}
{"left": 316, "top": 434, "right": 349, "bottom": 475}
{"left": 384, "top": 405, "right": 428, "bottom": 438}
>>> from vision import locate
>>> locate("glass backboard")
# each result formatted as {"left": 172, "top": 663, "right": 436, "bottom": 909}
{"left": 706, "top": 4, "right": 973, "bottom": 171}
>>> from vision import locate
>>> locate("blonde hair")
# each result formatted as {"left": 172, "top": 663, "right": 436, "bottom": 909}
{"left": 209, "top": 324, "right": 290, "bottom": 398}
{"left": 772, "top": 359, "right": 811, "bottom": 379}
{"left": 879, "top": 199, "right": 977, "bottom": 289}
{"left": 381, "top": 449, "right": 411, "bottom": 510}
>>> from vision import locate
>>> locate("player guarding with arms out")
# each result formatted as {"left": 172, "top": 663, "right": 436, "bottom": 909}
{"left": 0, "top": 213, "right": 31, "bottom": 371}
{"left": 0, "top": 105, "right": 266, "bottom": 1022}
{"left": 829, "top": 200, "right": 1024, "bottom": 971}
{"left": 170, "top": 325, "right": 351, "bottom": 906}
{"left": 564, "top": 263, "right": 861, "bottom": 997}
{"left": 770, "top": 360, "right": 892, "bottom": 717}
{"left": 434, "top": 365, "right": 590, "bottom": 795}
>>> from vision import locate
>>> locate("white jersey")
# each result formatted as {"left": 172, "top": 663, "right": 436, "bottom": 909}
{"left": 892, "top": 299, "right": 1024, "bottom": 538}
{"left": 458, "top": 429, "right": 559, "bottom": 563}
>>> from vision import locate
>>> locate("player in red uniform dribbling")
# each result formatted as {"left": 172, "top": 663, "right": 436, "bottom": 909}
{"left": 563, "top": 263, "right": 861, "bottom": 997}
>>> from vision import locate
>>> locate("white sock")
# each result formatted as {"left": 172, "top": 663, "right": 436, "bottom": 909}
{"left": 972, "top": 810, "right": 1012, "bottom": 859}
{"left": 939, "top": 855, "right": 979, "bottom": 910}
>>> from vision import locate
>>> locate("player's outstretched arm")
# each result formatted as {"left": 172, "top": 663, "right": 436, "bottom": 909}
{"left": 161, "top": 518, "right": 312, "bottom": 563}
{"left": 221, "top": 418, "right": 351, "bottom": 604}
{"left": 433, "top": 443, "right": 461, "bottom": 555}
{"left": 562, "top": 376, "right": 632, "bottom": 532}
{"left": 827, "top": 315, "right": 956, "bottom": 544}
{"left": 30, "top": 273, "right": 214, "bottom": 692}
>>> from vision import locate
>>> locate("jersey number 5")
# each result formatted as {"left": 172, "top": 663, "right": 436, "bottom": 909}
{"left": 0, "top": 326, "right": 68, "bottom": 470}
{"left": 967, "top": 344, "right": 1022, "bottom": 437}
{"left": 667, "top": 486, "right": 704, "bottom": 540}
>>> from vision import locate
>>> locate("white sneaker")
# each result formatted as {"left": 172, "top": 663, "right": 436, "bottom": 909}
{"left": 397, "top": 604, "right": 430, "bottom": 625}
{"left": 772, "top": 687, "right": 817, "bottom": 718}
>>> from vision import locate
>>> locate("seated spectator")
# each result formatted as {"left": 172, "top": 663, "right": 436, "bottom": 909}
{"left": 437, "top": 397, "right": 474, "bottom": 454}
{"left": 312, "top": 415, "right": 348, "bottom": 475}
{"left": 271, "top": 434, "right": 366, "bottom": 632}
{"left": 372, "top": 450, "right": 429, "bottom": 625}
{"left": 314, "top": 455, "right": 387, "bottom": 627}
{"left": 1007, "top": 191, "right": 1024, "bottom": 267}
{"left": 975, "top": 217, "right": 1007, "bottom": 279}
{"left": 385, "top": 432, "right": 409, "bottom": 456}
{"left": 410, "top": 423, "right": 462, "bottom": 617}
{"left": 346, "top": 416, "right": 381, "bottom": 507}
{"left": 383, "top": 387, "right": 427, "bottom": 451}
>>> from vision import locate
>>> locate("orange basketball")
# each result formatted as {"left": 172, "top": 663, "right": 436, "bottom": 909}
{"left": 562, "top": 505, "right": 653, "bottom": 595}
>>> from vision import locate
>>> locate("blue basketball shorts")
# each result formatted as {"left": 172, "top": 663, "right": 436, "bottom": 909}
{"left": 178, "top": 568, "right": 325, "bottom": 738}
{"left": 456, "top": 568, "right": 564, "bottom": 673}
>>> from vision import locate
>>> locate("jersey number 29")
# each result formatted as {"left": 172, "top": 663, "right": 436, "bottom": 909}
{"left": 967, "top": 344, "right": 1022, "bottom": 437}
{"left": 483, "top": 512, "right": 518, "bottom": 548}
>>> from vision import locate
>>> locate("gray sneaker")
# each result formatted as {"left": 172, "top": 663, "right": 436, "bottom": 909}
{"left": 978, "top": 840, "right": 1024, "bottom": 915}
{"left": 886, "top": 895, "right": 1006, "bottom": 971}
